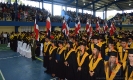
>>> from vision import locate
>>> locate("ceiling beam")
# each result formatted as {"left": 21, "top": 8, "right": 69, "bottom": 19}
{"left": 66, "top": 0, "right": 75, "bottom": 5}
{"left": 82, "top": 0, "right": 102, "bottom": 8}
{"left": 95, "top": 0, "right": 125, "bottom": 11}
{"left": 115, "top": 3, "right": 123, "bottom": 11}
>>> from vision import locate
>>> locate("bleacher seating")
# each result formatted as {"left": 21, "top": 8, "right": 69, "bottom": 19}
{"left": 110, "top": 12, "right": 133, "bottom": 25}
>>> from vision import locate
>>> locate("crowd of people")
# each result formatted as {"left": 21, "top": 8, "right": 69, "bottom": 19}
{"left": 0, "top": 2, "right": 62, "bottom": 22}
{"left": 9, "top": 29, "right": 133, "bottom": 80}
{"left": 65, "top": 10, "right": 104, "bottom": 24}
{"left": 0, "top": 32, "right": 9, "bottom": 44}
{"left": 111, "top": 12, "right": 133, "bottom": 25}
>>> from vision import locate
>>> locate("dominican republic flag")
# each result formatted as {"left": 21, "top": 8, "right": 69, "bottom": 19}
{"left": 46, "top": 16, "right": 51, "bottom": 37}
{"left": 62, "top": 17, "right": 69, "bottom": 36}
{"left": 75, "top": 18, "right": 81, "bottom": 35}
{"left": 103, "top": 21, "right": 108, "bottom": 33}
{"left": 96, "top": 21, "right": 100, "bottom": 33}
{"left": 86, "top": 19, "right": 90, "bottom": 33}
{"left": 112, "top": 22, "right": 116, "bottom": 32}
{"left": 62, "top": 17, "right": 67, "bottom": 35}
{"left": 109, "top": 22, "right": 115, "bottom": 36}
{"left": 86, "top": 19, "right": 93, "bottom": 36}
{"left": 34, "top": 12, "right": 39, "bottom": 41}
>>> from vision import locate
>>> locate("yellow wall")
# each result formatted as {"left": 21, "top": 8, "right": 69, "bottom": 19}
{"left": 0, "top": 26, "right": 15, "bottom": 33}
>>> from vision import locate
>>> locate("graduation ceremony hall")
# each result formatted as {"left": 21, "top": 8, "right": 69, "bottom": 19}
{"left": 0, "top": 0, "right": 133, "bottom": 80}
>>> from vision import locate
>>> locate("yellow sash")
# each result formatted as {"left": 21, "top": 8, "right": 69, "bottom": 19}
{"left": 77, "top": 52, "right": 88, "bottom": 67}
{"left": 105, "top": 48, "right": 116, "bottom": 55}
{"left": 105, "top": 62, "right": 121, "bottom": 80}
{"left": 123, "top": 61, "right": 127, "bottom": 71}
{"left": 49, "top": 46, "right": 57, "bottom": 55}
{"left": 44, "top": 42, "right": 51, "bottom": 53}
{"left": 89, "top": 57, "right": 102, "bottom": 71}
{"left": 57, "top": 47, "right": 65, "bottom": 55}
{"left": 64, "top": 49, "right": 75, "bottom": 60}
{"left": 91, "top": 44, "right": 94, "bottom": 51}
{"left": 130, "top": 43, "right": 133, "bottom": 48}
{"left": 125, "top": 65, "right": 133, "bottom": 80}
{"left": 118, "top": 47, "right": 128, "bottom": 62}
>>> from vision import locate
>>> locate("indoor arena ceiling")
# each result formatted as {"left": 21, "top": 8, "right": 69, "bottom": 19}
{"left": 30, "top": 0, "right": 133, "bottom": 11}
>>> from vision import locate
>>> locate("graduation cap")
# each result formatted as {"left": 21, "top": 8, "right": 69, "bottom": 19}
{"left": 127, "top": 49, "right": 133, "bottom": 54}
{"left": 121, "top": 38, "right": 127, "bottom": 42}
{"left": 45, "top": 36, "right": 50, "bottom": 39}
{"left": 57, "top": 40, "right": 64, "bottom": 44}
{"left": 67, "top": 41, "right": 73, "bottom": 48}
{"left": 93, "top": 35, "right": 99, "bottom": 39}
{"left": 94, "top": 44, "right": 101, "bottom": 51}
{"left": 108, "top": 51, "right": 118, "bottom": 57}
{"left": 79, "top": 41, "right": 86, "bottom": 46}
{"left": 128, "top": 35, "right": 133, "bottom": 40}
{"left": 108, "top": 39, "right": 114, "bottom": 44}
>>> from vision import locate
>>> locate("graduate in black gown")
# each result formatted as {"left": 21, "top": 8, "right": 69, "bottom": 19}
{"left": 89, "top": 44, "right": 105, "bottom": 80}
{"left": 55, "top": 40, "right": 65, "bottom": 80}
{"left": 125, "top": 49, "right": 133, "bottom": 80}
{"left": 76, "top": 41, "right": 89, "bottom": 80}
{"left": 43, "top": 36, "right": 51, "bottom": 72}
{"left": 104, "top": 51, "right": 124, "bottom": 80}
{"left": 35, "top": 41, "right": 41, "bottom": 57}
{"left": 64, "top": 41, "right": 77, "bottom": 80}
{"left": 48, "top": 40, "right": 57, "bottom": 78}
{"left": 13, "top": 34, "right": 17, "bottom": 52}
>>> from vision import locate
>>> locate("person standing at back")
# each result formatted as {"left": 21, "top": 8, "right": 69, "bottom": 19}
{"left": 30, "top": 34, "right": 36, "bottom": 60}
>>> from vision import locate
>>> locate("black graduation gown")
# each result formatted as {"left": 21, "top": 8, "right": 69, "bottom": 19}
{"left": 125, "top": 63, "right": 133, "bottom": 80}
{"left": 64, "top": 50, "right": 77, "bottom": 80}
{"left": 35, "top": 41, "right": 41, "bottom": 57}
{"left": 55, "top": 49, "right": 65, "bottom": 79}
{"left": 76, "top": 54, "right": 89, "bottom": 80}
{"left": 89, "top": 59, "right": 105, "bottom": 80}
{"left": 13, "top": 36, "right": 17, "bottom": 52}
{"left": 43, "top": 43, "right": 51, "bottom": 69}
{"left": 101, "top": 43, "right": 106, "bottom": 60}
{"left": 48, "top": 48, "right": 57, "bottom": 74}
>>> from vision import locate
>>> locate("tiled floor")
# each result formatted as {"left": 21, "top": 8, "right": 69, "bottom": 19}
{"left": 0, "top": 50, "right": 52, "bottom": 80}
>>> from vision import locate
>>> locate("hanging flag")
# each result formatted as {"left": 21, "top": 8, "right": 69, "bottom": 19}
{"left": 46, "top": 16, "right": 51, "bottom": 37}
{"left": 112, "top": 22, "right": 116, "bottom": 32}
{"left": 105, "top": 21, "right": 108, "bottom": 33}
{"left": 109, "top": 22, "right": 115, "bottom": 36}
{"left": 75, "top": 17, "right": 81, "bottom": 35}
{"left": 34, "top": 11, "right": 39, "bottom": 41}
{"left": 86, "top": 19, "right": 90, "bottom": 33}
{"left": 96, "top": 21, "right": 100, "bottom": 33}
{"left": 62, "top": 17, "right": 66, "bottom": 33}
{"left": 66, "top": 23, "right": 69, "bottom": 36}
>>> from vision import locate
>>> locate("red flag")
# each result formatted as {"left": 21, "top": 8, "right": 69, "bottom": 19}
{"left": 46, "top": 16, "right": 51, "bottom": 36}
{"left": 75, "top": 18, "right": 80, "bottom": 35}
{"left": 96, "top": 21, "right": 100, "bottom": 33}
{"left": 62, "top": 19, "right": 66, "bottom": 33}
{"left": 86, "top": 19, "right": 90, "bottom": 33}
{"left": 34, "top": 17, "right": 39, "bottom": 41}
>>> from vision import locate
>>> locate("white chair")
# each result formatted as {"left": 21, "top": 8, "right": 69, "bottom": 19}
{"left": 40, "top": 43, "right": 43, "bottom": 56}
{"left": 21, "top": 44, "right": 29, "bottom": 56}
{"left": 18, "top": 41, "right": 23, "bottom": 53}
{"left": 17, "top": 41, "right": 20, "bottom": 52}
{"left": 7, "top": 42, "right": 10, "bottom": 47}
{"left": 25, "top": 46, "right": 31, "bottom": 58}
{"left": 19, "top": 43, "right": 27, "bottom": 56}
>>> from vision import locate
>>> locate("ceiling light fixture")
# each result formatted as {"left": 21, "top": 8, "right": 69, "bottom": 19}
{"left": 84, "top": 3, "right": 85, "bottom": 5}
{"left": 129, "top": 3, "right": 131, "bottom": 6}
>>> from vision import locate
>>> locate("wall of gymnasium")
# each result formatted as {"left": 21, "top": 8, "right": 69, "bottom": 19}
{"left": 0, "top": 26, "right": 15, "bottom": 33}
